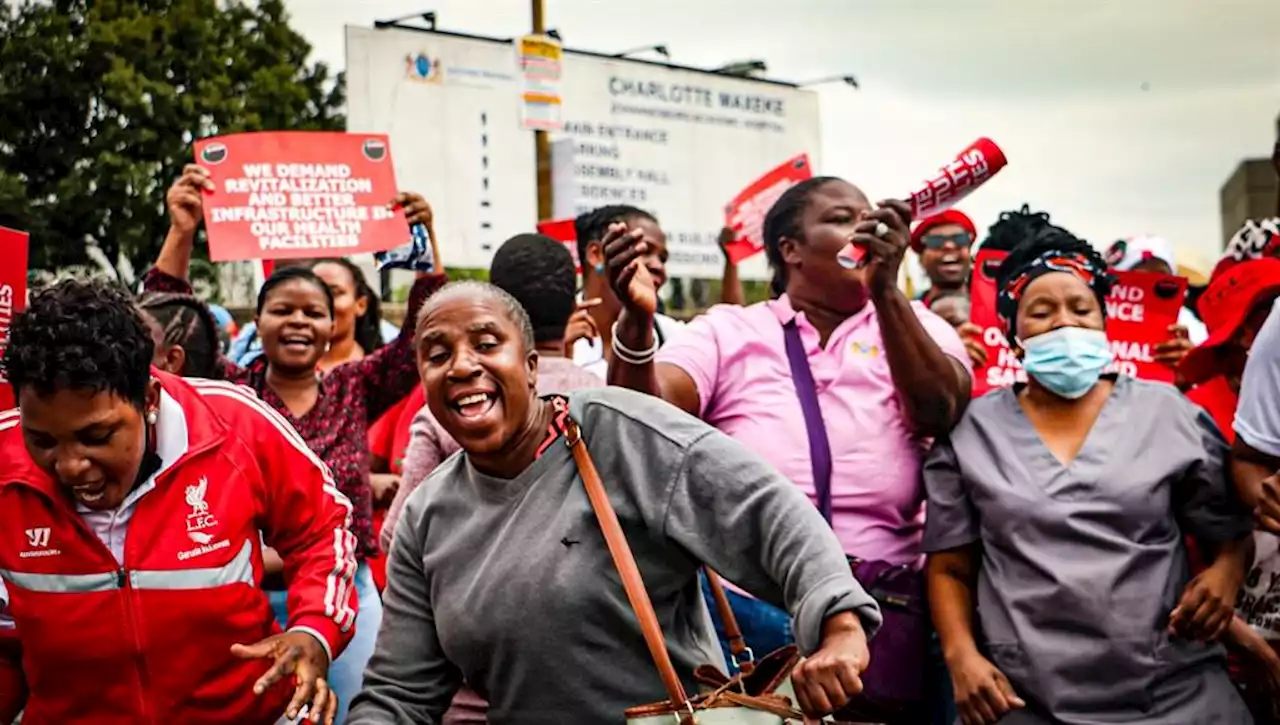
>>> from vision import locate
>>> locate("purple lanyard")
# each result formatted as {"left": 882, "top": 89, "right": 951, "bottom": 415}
{"left": 782, "top": 320, "right": 834, "bottom": 524}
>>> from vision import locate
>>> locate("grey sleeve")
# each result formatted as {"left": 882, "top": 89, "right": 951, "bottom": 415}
{"left": 347, "top": 498, "right": 461, "bottom": 724}
{"left": 1177, "top": 400, "right": 1254, "bottom": 545}
{"left": 661, "top": 429, "right": 882, "bottom": 654}
{"left": 921, "top": 438, "right": 981, "bottom": 552}
{"left": 1236, "top": 298, "right": 1280, "bottom": 455}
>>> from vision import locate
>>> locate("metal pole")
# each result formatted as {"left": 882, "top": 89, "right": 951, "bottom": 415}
{"left": 532, "top": 0, "right": 553, "bottom": 221}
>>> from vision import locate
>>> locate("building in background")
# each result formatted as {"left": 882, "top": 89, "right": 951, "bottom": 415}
{"left": 1219, "top": 111, "right": 1280, "bottom": 250}
{"left": 1221, "top": 159, "right": 1278, "bottom": 249}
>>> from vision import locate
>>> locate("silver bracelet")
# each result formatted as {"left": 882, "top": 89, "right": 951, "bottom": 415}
{"left": 611, "top": 320, "right": 660, "bottom": 365}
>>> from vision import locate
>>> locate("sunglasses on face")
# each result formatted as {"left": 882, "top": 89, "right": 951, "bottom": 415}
{"left": 921, "top": 232, "right": 974, "bottom": 250}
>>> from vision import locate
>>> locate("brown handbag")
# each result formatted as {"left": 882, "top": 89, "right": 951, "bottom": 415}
{"left": 564, "top": 419, "right": 825, "bottom": 723}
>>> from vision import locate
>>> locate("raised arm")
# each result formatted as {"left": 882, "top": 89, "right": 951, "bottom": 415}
{"left": 141, "top": 166, "right": 208, "bottom": 294}
{"left": 155, "top": 164, "right": 213, "bottom": 282}
{"left": 333, "top": 192, "right": 447, "bottom": 423}
{"left": 860, "top": 200, "right": 971, "bottom": 438}
{"left": 343, "top": 271, "right": 445, "bottom": 422}
{"left": 142, "top": 166, "right": 248, "bottom": 379}
{"left": 717, "top": 226, "right": 746, "bottom": 307}
{"left": 347, "top": 495, "right": 462, "bottom": 724}
{"left": 600, "top": 222, "right": 702, "bottom": 414}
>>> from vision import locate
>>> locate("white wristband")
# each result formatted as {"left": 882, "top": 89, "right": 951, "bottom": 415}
{"left": 611, "top": 321, "right": 659, "bottom": 365}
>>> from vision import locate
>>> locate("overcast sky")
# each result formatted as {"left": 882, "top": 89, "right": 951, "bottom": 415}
{"left": 286, "top": 0, "right": 1279, "bottom": 270}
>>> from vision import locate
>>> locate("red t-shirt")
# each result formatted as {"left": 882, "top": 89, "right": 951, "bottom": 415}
{"left": 1182, "top": 375, "right": 1242, "bottom": 577}
{"left": 368, "top": 385, "right": 426, "bottom": 476}
{"left": 366, "top": 385, "right": 427, "bottom": 592}
{"left": 1185, "top": 376, "right": 1239, "bottom": 445}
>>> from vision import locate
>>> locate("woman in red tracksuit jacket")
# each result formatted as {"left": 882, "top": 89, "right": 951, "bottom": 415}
{"left": 0, "top": 279, "right": 358, "bottom": 725}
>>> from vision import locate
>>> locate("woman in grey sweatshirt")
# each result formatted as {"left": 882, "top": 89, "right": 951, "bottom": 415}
{"left": 347, "top": 281, "right": 882, "bottom": 724}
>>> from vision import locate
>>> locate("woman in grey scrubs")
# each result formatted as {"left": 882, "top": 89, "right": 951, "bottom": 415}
{"left": 923, "top": 227, "right": 1256, "bottom": 725}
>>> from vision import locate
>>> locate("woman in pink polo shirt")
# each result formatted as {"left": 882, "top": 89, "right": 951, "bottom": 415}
{"left": 604, "top": 176, "right": 973, "bottom": 724}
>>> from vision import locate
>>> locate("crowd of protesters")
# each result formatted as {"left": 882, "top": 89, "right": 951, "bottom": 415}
{"left": 0, "top": 141, "right": 1279, "bottom": 725}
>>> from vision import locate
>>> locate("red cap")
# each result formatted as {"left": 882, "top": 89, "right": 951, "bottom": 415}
{"left": 910, "top": 210, "right": 976, "bottom": 254}
{"left": 1179, "top": 258, "right": 1280, "bottom": 385}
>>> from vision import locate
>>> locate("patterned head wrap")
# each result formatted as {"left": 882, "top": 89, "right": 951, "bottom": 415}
{"left": 996, "top": 246, "right": 1112, "bottom": 343}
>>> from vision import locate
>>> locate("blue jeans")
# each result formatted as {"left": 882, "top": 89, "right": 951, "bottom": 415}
{"left": 700, "top": 576, "right": 957, "bottom": 725}
{"left": 268, "top": 562, "right": 383, "bottom": 724}
{"left": 699, "top": 575, "right": 793, "bottom": 674}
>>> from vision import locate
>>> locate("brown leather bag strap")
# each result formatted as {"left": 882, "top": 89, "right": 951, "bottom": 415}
{"left": 702, "top": 569, "right": 755, "bottom": 674}
{"left": 565, "top": 421, "right": 690, "bottom": 712}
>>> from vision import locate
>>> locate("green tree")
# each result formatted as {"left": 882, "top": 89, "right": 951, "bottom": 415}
{"left": 0, "top": 0, "right": 344, "bottom": 277}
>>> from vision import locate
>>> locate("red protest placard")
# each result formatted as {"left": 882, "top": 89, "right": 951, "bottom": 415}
{"left": 537, "top": 218, "right": 580, "bottom": 272}
{"left": 0, "top": 227, "right": 30, "bottom": 410}
{"left": 1104, "top": 270, "right": 1186, "bottom": 383}
{"left": 968, "top": 247, "right": 1024, "bottom": 396}
{"left": 194, "top": 132, "right": 409, "bottom": 262}
{"left": 723, "top": 154, "right": 812, "bottom": 265}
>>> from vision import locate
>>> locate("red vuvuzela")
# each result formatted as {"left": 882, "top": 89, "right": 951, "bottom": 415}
{"left": 839, "top": 138, "right": 1008, "bottom": 269}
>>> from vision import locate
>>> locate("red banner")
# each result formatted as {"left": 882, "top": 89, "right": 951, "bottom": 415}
{"left": 968, "top": 260, "right": 1186, "bottom": 394}
{"left": 0, "top": 227, "right": 29, "bottom": 410}
{"left": 1103, "top": 270, "right": 1187, "bottom": 384}
{"left": 969, "top": 248, "right": 1024, "bottom": 396}
{"left": 536, "top": 218, "right": 580, "bottom": 272}
{"left": 194, "top": 132, "right": 408, "bottom": 262}
{"left": 723, "top": 154, "right": 812, "bottom": 265}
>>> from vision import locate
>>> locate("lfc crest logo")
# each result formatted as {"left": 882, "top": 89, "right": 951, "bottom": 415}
{"left": 185, "top": 477, "right": 218, "bottom": 536}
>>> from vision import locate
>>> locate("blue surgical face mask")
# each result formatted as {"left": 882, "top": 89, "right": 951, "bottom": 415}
{"left": 1018, "top": 326, "right": 1113, "bottom": 399}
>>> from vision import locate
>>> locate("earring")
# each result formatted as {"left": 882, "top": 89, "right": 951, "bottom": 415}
{"left": 146, "top": 410, "right": 158, "bottom": 425}
{"left": 593, "top": 263, "right": 605, "bottom": 274}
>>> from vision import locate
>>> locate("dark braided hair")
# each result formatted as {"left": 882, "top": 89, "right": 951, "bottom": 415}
{"left": 136, "top": 291, "right": 223, "bottom": 379}
{"left": 981, "top": 204, "right": 1055, "bottom": 253}
{"left": 574, "top": 204, "right": 658, "bottom": 274}
{"left": 762, "top": 176, "right": 842, "bottom": 298}
{"left": 490, "top": 233, "right": 577, "bottom": 344}
{"left": 310, "top": 258, "right": 384, "bottom": 354}
{"left": 3, "top": 279, "right": 154, "bottom": 408}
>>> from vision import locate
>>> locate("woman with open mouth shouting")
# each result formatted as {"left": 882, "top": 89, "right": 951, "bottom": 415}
{"left": 143, "top": 165, "right": 448, "bottom": 723}
{"left": 348, "top": 280, "right": 882, "bottom": 724}
{"left": 0, "top": 279, "right": 357, "bottom": 724}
